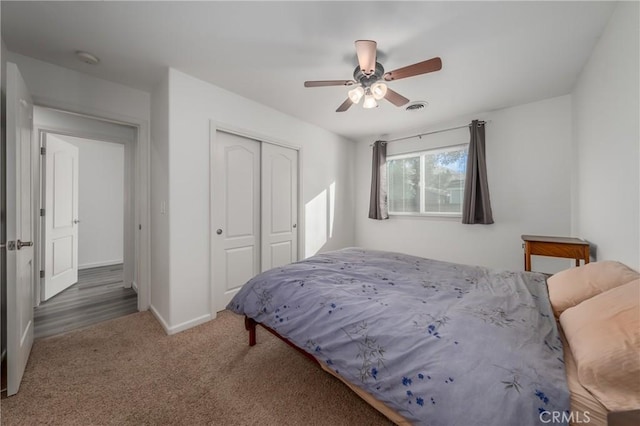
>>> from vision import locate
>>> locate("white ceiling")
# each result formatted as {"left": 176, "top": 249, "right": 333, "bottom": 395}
{"left": 2, "top": 1, "right": 615, "bottom": 140}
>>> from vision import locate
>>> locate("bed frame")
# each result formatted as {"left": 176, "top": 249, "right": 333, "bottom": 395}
{"left": 244, "top": 315, "right": 409, "bottom": 424}
{"left": 244, "top": 316, "right": 320, "bottom": 366}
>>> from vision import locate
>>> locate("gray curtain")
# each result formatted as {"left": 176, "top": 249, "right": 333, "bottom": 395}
{"left": 368, "top": 140, "right": 389, "bottom": 220}
{"left": 462, "top": 120, "right": 494, "bottom": 224}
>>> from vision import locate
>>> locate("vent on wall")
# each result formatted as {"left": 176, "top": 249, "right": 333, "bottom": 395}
{"left": 405, "top": 101, "right": 428, "bottom": 112}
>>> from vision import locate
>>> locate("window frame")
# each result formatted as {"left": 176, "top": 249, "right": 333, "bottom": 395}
{"left": 387, "top": 143, "right": 469, "bottom": 218}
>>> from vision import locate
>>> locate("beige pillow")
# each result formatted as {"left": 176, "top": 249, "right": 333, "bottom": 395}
{"left": 548, "top": 261, "right": 639, "bottom": 316}
{"left": 560, "top": 279, "right": 640, "bottom": 412}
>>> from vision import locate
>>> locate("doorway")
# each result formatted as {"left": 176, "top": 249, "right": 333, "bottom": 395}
{"left": 34, "top": 132, "right": 137, "bottom": 338}
{"left": 33, "top": 108, "right": 138, "bottom": 338}
{"left": 3, "top": 61, "right": 150, "bottom": 396}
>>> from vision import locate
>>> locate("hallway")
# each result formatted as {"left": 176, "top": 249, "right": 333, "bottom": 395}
{"left": 34, "top": 264, "right": 137, "bottom": 339}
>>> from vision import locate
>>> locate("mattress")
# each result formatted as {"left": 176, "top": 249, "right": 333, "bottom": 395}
{"left": 325, "top": 326, "right": 611, "bottom": 426}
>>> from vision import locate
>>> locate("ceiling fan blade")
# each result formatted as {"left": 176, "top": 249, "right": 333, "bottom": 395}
{"left": 384, "top": 88, "right": 410, "bottom": 107}
{"left": 304, "top": 80, "right": 355, "bottom": 88}
{"left": 336, "top": 98, "right": 353, "bottom": 112}
{"left": 384, "top": 57, "right": 442, "bottom": 81}
{"left": 355, "top": 40, "right": 377, "bottom": 76}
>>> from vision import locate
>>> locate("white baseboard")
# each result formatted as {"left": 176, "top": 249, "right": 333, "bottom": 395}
{"left": 79, "top": 259, "right": 124, "bottom": 270}
{"left": 149, "top": 305, "right": 212, "bottom": 336}
{"left": 149, "top": 304, "right": 171, "bottom": 334}
{"left": 166, "top": 313, "right": 212, "bottom": 335}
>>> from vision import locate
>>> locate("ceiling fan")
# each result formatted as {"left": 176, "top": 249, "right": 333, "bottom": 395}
{"left": 304, "top": 40, "right": 442, "bottom": 112}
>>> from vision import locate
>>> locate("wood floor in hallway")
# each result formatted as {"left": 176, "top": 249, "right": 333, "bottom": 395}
{"left": 34, "top": 264, "right": 138, "bottom": 339}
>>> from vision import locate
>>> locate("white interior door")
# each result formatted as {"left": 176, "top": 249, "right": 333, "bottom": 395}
{"left": 42, "top": 134, "right": 79, "bottom": 300}
{"left": 212, "top": 131, "right": 261, "bottom": 312}
{"left": 6, "top": 62, "right": 35, "bottom": 396}
{"left": 261, "top": 143, "right": 298, "bottom": 271}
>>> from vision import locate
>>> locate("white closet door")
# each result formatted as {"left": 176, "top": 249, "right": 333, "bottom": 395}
{"left": 212, "top": 131, "right": 261, "bottom": 312}
{"left": 261, "top": 143, "right": 298, "bottom": 271}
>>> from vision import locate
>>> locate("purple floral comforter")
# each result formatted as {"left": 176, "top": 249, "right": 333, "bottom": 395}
{"left": 228, "top": 248, "right": 570, "bottom": 425}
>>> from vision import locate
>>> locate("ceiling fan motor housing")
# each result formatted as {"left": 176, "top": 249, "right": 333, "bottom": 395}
{"left": 353, "top": 62, "right": 385, "bottom": 87}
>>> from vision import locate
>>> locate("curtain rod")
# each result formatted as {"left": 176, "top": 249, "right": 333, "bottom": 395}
{"left": 371, "top": 120, "right": 490, "bottom": 146}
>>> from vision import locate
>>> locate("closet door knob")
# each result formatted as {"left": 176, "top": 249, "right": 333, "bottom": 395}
{"left": 216, "top": 229, "right": 223, "bottom": 235}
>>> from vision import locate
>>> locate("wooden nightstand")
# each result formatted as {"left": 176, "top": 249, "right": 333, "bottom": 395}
{"left": 521, "top": 235, "right": 590, "bottom": 272}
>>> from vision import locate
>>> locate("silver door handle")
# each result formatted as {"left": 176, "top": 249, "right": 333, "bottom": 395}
{"left": 73, "top": 219, "right": 81, "bottom": 224}
{"left": 216, "top": 229, "right": 223, "bottom": 235}
{"left": 17, "top": 240, "right": 34, "bottom": 249}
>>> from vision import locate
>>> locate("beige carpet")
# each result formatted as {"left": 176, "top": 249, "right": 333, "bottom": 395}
{"left": 1, "top": 311, "right": 391, "bottom": 425}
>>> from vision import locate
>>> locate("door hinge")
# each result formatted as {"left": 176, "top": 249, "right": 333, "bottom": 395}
{"left": 40, "top": 208, "right": 45, "bottom": 217}
{"left": 7, "top": 241, "right": 16, "bottom": 251}
{"left": 40, "top": 147, "right": 46, "bottom": 155}
{"left": 40, "top": 270, "right": 45, "bottom": 278}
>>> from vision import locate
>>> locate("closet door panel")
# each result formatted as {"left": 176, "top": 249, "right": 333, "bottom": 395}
{"left": 261, "top": 143, "right": 298, "bottom": 271}
{"left": 212, "top": 131, "right": 261, "bottom": 312}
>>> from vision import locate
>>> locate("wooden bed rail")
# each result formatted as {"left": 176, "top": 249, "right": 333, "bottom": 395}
{"left": 244, "top": 316, "right": 320, "bottom": 366}
{"left": 243, "top": 316, "right": 408, "bottom": 424}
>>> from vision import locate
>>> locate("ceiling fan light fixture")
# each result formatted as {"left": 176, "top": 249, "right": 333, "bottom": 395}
{"left": 363, "top": 93, "right": 378, "bottom": 109}
{"left": 348, "top": 86, "right": 365, "bottom": 104}
{"left": 355, "top": 40, "right": 377, "bottom": 76}
{"left": 371, "top": 82, "right": 387, "bottom": 100}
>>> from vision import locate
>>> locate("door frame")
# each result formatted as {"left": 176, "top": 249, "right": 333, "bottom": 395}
{"left": 208, "top": 120, "right": 303, "bottom": 317}
{"left": 31, "top": 102, "right": 150, "bottom": 311}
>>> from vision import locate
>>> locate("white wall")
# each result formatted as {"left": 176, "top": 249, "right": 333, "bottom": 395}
{"left": 59, "top": 135, "right": 124, "bottom": 269}
{"left": 572, "top": 2, "right": 640, "bottom": 270}
{"left": 355, "top": 95, "right": 573, "bottom": 273}
{"left": 5, "top": 53, "right": 150, "bottom": 122}
{"left": 161, "top": 68, "right": 355, "bottom": 332}
{"left": 149, "top": 70, "right": 171, "bottom": 325}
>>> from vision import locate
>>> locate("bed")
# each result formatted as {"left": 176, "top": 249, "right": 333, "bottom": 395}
{"left": 227, "top": 248, "right": 640, "bottom": 425}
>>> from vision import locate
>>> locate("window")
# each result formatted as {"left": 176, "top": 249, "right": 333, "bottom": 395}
{"left": 387, "top": 144, "right": 468, "bottom": 216}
